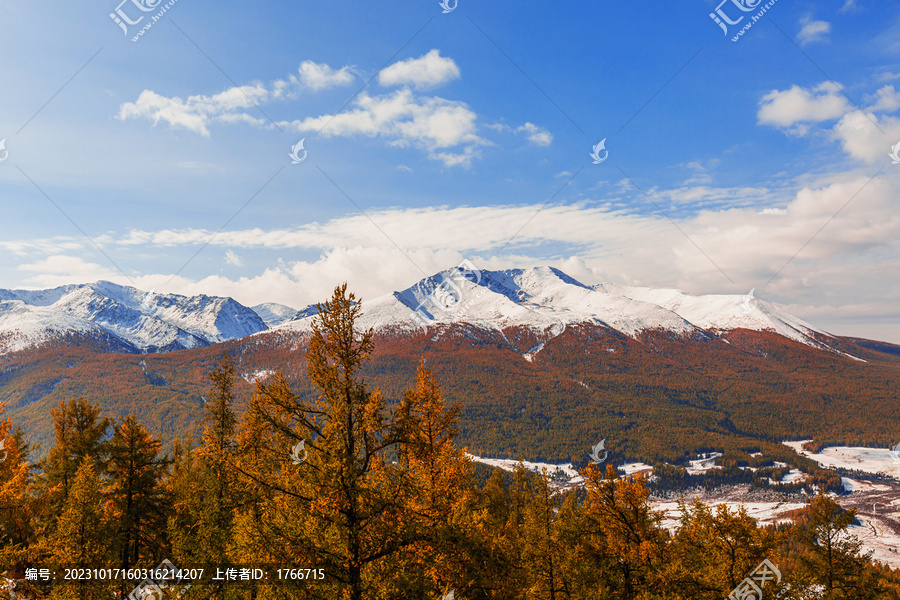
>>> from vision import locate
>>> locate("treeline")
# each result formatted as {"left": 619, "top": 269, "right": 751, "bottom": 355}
{"left": 1, "top": 284, "right": 898, "bottom": 599}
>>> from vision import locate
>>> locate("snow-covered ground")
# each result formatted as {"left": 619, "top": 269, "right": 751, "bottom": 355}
{"left": 466, "top": 454, "right": 584, "bottom": 485}
{"left": 784, "top": 441, "right": 900, "bottom": 478}
{"left": 687, "top": 452, "right": 722, "bottom": 474}
{"left": 781, "top": 469, "right": 807, "bottom": 484}
{"left": 654, "top": 500, "right": 808, "bottom": 531}
{"left": 621, "top": 462, "right": 654, "bottom": 477}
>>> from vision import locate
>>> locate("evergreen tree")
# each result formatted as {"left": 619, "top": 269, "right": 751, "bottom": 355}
{"left": 45, "top": 459, "right": 112, "bottom": 600}
{"left": 664, "top": 500, "right": 778, "bottom": 599}
{"left": 234, "top": 284, "right": 420, "bottom": 600}
{"left": 792, "top": 493, "right": 882, "bottom": 599}
{"left": 582, "top": 465, "right": 667, "bottom": 600}
{"left": 105, "top": 415, "right": 171, "bottom": 591}
{"left": 389, "top": 360, "right": 474, "bottom": 598}
{"left": 39, "top": 398, "right": 111, "bottom": 505}
{"left": 0, "top": 407, "right": 33, "bottom": 580}
{"left": 172, "top": 355, "right": 240, "bottom": 599}
{"left": 520, "top": 470, "right": 569, "bottom": 600}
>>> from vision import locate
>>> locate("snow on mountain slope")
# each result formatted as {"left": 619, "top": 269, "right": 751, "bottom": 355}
{"left": 595, "top": 283, "right": 829, "bottom": 347}
{"left": 252, "top": 303, "right": 300, "bottom": 327}
{"left": 276, "top": 267, "right": 696, "bottom": 340}
{"left": 272, "top": 266, "right": 835, "bottom": 352}
{"left": 0, "top": 267, "right": 841, "bottom": 356}
{"left": 0, "top": 282, "right": 267, "bottom": 354}
{"left": 0, "top": 299, "right": 102, "bottom": 353}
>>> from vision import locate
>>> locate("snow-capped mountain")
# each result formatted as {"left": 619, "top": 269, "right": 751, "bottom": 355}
{"left": 272, "top": 266, "right": 833, "bottom": 351}
{"left": 0, "top": 281, "right": 266, "bottom": 354}
{"left": 0, "top": 267, "right": 840, "bottom": 357}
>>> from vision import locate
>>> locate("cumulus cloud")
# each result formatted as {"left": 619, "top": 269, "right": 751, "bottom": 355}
{"left": 225, "top": 250, "right": 243, "bottom": 267}
{"left": 118, "top": 53, "right": 491, "bottom": 166}
{"left": 378, "top": 49, "right": 460, "bottom": 89}
{"left": 758, "top": 81, "right": 900, "bottom": 164}
{"left": 117, "top": 60, "right": 352, "bottom": 135}
{"left": 866, "top": 85, "right": 900, "bottom": 113}
{"left": 515, "top": 122, "right": 552, "bottom": 146}
{"left": 798, "top": 18, "right": 831, "bottom": 45}
{"left": 757, "top": 82, "right": 849, "bottom": 131}
{"left": 279, "top": 88, "right": 486, "bottom": 166}
{"left": 832, "top": 111, "right": 900, "bottom": 163}
{"left": 296, "top": 60, "right": 354, "bottom": 91}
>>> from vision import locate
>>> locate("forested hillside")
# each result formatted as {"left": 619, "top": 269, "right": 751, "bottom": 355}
{"left": 3, "top": 312, "right": 900, "bottom": 474}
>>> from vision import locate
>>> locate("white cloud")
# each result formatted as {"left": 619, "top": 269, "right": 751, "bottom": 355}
{"left": 758, "top": 81, "right": 900, "bottom": 164}
{"left": 280, "top": 88, "right": 486, "bottom": 166}
{"left": 18, "top": 255, "right": 120, "bottom": 287}
{"left": 296, "top": 60, "right": 354, "bottom": 91}
{"left": 757, "top": 82, "right": 849, "bottom": 130}
{"left": 866, "top": 85, "right": 900, "bottom": 113}
{"left": 832, "top": 111, "right": 900, "bottom": 163}
{"left": 119, "top": 55, "right": 486, "bottom": 166}
{"left": 225, "top": 250, "right": 244, "bottom": 267}
{"left": 117, "top": 61, "right": 351, "bottom": 135}
{"left": 515, "top": 122, "right": 552, "bottom": 146}
{"left": 798, "top": 18, "right": 831, "bottom": 45}
{"left": 679, "top": 159, "right": 721, "bottom": 186}
{"left": 378, "top": 49, "right": 460, "bottom": 90}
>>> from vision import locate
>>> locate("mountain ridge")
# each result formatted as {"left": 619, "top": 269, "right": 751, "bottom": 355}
{"left": 0, "top": 281, "right": 267, "bottom": 354}
{"left": 0, "top": 267, "right": 868, "bottom": 359}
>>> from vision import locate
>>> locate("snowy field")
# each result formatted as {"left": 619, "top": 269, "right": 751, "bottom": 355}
{"left": 465, "top": 455, "right": 657, "bottom": 488}
{"left": 653, "top": 501, "right": 808, "bottom": 531}
{"left": 465, "top": 454, "right": 584, "bottom": 486}
{"left": 784, "top": 440, "right": 900, "bottom": 478}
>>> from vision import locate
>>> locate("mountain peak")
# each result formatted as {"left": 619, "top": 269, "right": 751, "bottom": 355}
{"left": 0, "top": 282, "right": 267, "bottom": 355}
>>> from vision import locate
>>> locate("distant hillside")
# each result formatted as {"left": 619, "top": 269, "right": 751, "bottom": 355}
{"left": 3, "top": 321, "right": 899, "bottom": 467}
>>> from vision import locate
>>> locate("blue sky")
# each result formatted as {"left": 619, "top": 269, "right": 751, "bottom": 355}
{"left": 1, "top": 0, "right": 899, "bottom": 341}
